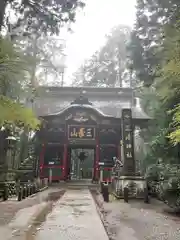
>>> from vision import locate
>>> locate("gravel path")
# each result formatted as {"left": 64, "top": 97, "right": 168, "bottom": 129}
{"left": 96, "top": 195, "right": 180, "bottom": 240}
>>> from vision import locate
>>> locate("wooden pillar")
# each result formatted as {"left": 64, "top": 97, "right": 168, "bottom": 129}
{"left": 95, "top": 134, "right": 100, "bottom": 181}
{"left": 117, "top": 145, "right": 121, "bottom": 160}
{"left": 121, "top": 109, "right": 135, "bottom": 175}
{"left": 39, "top": 143, "right": 45, "bottom": 179}
{"left": 63, "top": 144, "right": 68, "bottom": 180}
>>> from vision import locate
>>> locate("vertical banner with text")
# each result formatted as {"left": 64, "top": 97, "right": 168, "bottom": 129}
{"left": 121, "top": 109, "right": 135, "bottom": 175}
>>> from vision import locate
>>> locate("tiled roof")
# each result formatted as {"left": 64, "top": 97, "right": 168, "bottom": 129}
{"left": 32, "top": 86, "right": 150, "bottom": 120}
{"left": 33, "top": 99, "right": 150, "bottom": 120}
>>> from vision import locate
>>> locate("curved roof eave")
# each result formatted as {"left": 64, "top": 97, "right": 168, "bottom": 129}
{"left": 40, "top": 104, "right": 113, "bottom": 118}
{"left": 39, "top": 104, "right": 152, "bottom": 121}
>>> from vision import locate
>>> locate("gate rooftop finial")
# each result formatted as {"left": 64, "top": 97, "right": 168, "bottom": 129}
{"left": 71, "top": 95, "right": 92, "bottom": 105}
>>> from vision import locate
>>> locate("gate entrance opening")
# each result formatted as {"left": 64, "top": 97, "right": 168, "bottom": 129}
{"left": 68, "top": 147, "right": 95, "bottom": 180}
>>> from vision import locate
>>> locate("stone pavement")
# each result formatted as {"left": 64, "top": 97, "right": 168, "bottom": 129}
{"left": 0, "top": 202, "right": 48, "bottom": 240}
{"left": 0, "top": 188, "right": 65, "bottom": 240}
{"left": 35, "top": 189, "right": 109, "bottom": 240}
{"left": 0, "top": 188, "right": 51, "bottom": 226}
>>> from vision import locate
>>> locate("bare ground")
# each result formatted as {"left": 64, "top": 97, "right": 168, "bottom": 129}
{"left": 93, "top": 192, "right": 180, "bottom": 240}
{"left": 0, "top": 188, "right": 64, "bottom": 226}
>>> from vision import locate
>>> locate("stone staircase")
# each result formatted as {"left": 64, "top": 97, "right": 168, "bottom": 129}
{"left": 51, "top": 179, "right": 99, "bottom": 190}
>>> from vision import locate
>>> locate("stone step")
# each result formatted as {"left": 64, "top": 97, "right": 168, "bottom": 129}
{"left": 51, "top": 179, "right": 99, "bottom": 189}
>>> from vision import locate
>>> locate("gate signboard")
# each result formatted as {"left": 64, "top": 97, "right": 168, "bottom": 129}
{"left": 68, "top": 125, "right": 95, "bottom": 140}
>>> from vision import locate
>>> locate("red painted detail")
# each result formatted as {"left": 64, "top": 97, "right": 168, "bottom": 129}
{"left": 63, "top": 144, "right": 68, "bottom": 179}
{"left": 40, "top": 143, "right": 45, "bottom": 178}
{"left": 51, "top": 176, "right": 64, "bottom": 180}
{"left": 95, "top": 135, "right": 100, "bottom": 180}
{"left": 103, "top": 168, "right": 113, "bottom": 171}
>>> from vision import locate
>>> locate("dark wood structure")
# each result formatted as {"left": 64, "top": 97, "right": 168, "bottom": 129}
{"left": 33, "top": 87, "right": 150, "bottom": 182}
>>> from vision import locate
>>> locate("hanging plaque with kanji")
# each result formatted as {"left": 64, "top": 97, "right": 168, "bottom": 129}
{"left": 121, "top": 109, "right": 135, "bottom": 175}
{"left": 68, "top": 125, "right": 95, "bottom": 140}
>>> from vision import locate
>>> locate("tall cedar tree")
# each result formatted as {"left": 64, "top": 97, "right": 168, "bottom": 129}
{"left": 129, "top": 0, "right": 180, "bottom": 86}
{"left": 0, "top": 0, "right": 85, "bottom": 34}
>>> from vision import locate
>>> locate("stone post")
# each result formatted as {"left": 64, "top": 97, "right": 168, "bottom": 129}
{"left": 121, "top": 109, "right": 135, "bottom": 176}
{"left": 49, "top": 168, "right": 52, "bottom": 184}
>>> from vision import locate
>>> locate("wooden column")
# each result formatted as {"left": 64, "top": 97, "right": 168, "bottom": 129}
{"left": 63, "top": 144, "right": 68, "bottom": 180}
{"left": 95, "top": 143, "right": 100, "bottom": 181}
{"left": 94, "top": 127, "right": 100, "bottom": 181}
{"left": 39, "top": 143, "right": 45, "bottom": 179}
{"left": 121, "top": 109, "right": 135, "bottom": 175}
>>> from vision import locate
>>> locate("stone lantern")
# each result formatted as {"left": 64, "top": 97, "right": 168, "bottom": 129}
{"left": 6, "top": 136, "right": 18, "bottom": 169}
{"left": 0, "top": 135, "right": 18, "bottom": 200}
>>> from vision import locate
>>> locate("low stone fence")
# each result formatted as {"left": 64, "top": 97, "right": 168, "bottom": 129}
{"left": 0, "top": 178, "right": 48, "bottom": 201}
{"left": 111, "top": 176, "right": 148, "bottom": 201}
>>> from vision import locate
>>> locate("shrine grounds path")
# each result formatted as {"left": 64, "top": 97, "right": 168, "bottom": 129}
{"left": 35, "top": 189, "right": 109, "bottom": 240}
{"left": 0, "top": 187, "right": 61, "bottom": 225}
{"left": 94, "top": 193, "right": 180, "bottom": 240}
{"left": 0, "top": 187, "right": 65, "bottom": 239}
{"left": 1, "top": 187, "right": 180, "bottom": 240}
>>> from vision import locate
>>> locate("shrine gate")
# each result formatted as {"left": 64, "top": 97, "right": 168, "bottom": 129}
{"left": 33, "top": 87, "right": 149, "bottom": 182}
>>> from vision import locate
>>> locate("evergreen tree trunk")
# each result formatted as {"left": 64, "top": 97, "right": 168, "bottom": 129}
{"left": 0, "top": 0, "right": 7, "bottom": 31}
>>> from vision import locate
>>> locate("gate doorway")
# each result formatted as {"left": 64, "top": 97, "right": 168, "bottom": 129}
{"left": 67, "top": 147, "right": 95, "bottom": 180}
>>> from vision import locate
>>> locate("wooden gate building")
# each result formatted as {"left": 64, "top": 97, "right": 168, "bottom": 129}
{"left": 33, "top": 87, "right": 150, "bottom": 182}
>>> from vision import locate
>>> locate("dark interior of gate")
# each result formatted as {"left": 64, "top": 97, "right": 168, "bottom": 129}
{"left": 35, "top": 87, "right": 150, "bottom": 182}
